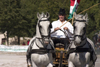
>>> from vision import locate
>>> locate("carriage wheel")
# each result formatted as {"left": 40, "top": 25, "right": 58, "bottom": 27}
{"left": 59, "top": 51, "right": 63, "bottom": 67}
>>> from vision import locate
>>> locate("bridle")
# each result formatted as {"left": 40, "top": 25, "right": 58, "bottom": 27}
{"left": 73, "top": 19, "right": 87, "bottom": 47}
{"left": 37, "top": 18, "right": 52, "bottom": 45}
{"left": 73, "top": 20, "right": 87, "bottom": 41}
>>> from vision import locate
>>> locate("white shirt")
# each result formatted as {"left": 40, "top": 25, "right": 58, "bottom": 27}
{"left": 51, "top": 20, "right": 74, "bottom": 38}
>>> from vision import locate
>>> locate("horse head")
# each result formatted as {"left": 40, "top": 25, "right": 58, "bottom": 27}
{"left": 36, "top": 12, "right": 52, "bottom": 46}
{"left": 73, "top": 12, "right": 88, "bottom": 47}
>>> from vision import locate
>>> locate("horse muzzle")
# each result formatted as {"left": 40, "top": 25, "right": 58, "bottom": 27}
{"left": 42, "top": 36, "right": 50, "bottom": 45}
{"left": 43, "top": 39, "right": 50, "bottom": 45}
{"left": 74, "top": 41, "right": 81, "bottom": 46}
{"left": 74, "top": 38, "right": 82, "bottom": 47}
{"left": 44, "top": 41, "right": 49, "bottom": 45}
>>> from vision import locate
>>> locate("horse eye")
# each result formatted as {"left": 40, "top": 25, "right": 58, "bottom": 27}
{"left": 83, "top": 27, "right": 85, "bottom": 30}
{"left": 39, "top": 26, "right": 42, "bottom": 28}
{"left": 83, "top": 27, "right": 86, "bottom": 32}
{"left": 74, "top": 26, "right": 76, "bottom": 29}
{"left": 49, "top": 24, "right": 52, "bottom": 28}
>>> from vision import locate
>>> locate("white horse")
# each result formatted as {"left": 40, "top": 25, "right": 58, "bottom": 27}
{"left": 26, "top": 12, "right": 54, "bottom": 67}
{"left": 67, "top": 13, "right": 97, "bottom": 67}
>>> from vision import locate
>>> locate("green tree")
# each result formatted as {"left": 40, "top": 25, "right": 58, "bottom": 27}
{"left": 0, "top": 0, "right": 37, "bottom": 44}
{"left": 77, "top": 0, "right": 100, "bottom": 39}
{"left": 0, "top": 0, "right": 99, "bottom": 45}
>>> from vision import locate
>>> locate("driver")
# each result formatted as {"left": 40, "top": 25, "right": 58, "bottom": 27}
{"left": 51, "top": 8, "right": 74, "bottom": 49}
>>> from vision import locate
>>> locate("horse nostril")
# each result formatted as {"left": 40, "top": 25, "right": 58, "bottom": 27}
{"left": 44, "top": 41, "right": 49, "bottom": 44}
{"left": 74, "top": 37, "right": 81, "bottom": 45}
{"left": 74, "top": 41, "right": 76, "bottom": 44}
{"left": 42, "top": 37, "right": 49, "bottom": 44}
{"left": 74, "top": 41, "right": 81, "bottom": 46}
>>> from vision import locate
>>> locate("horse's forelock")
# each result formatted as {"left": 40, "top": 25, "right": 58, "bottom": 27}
{"left": 74, "top": 13, "right": 88, "bottom": 25}
{"left": 39, "top": 12, "right": 49, "bottom": 19}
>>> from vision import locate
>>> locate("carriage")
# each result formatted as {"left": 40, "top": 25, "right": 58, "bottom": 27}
{"left": 53, "top": 43, "right": 68, "bottom": 67}
{"left": 52, "top": 12, "right": 97, "bottom": 67}
{"left": 26, "top": 12, "right": 97, "bottom": 67}
{"left": 52, "top": 30, "right": 72, "bottom": 67}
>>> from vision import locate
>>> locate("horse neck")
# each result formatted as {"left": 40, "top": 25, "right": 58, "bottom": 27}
{"left": 70, "top": 34, "right": 87, "bottom": 48}
{"left": 36, "top": 24, "right": 42, "bottom": 38}
{"left": 82, "top": 34, "right": 87, "bottom": 40}
{"left": 79, "top": 34, "right": 87, "bottom": 47}
{"left": 32, "top": 38, "right": 52, "bottom": 49}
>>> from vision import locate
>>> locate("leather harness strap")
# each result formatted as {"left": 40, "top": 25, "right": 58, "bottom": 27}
{"left": 30, "top": 49, "right": 55, "bottom": 54}
{"left": 65, "top": 48, "right": 92, "bottom": 60}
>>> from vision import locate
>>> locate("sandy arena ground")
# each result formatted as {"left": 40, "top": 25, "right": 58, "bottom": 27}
{"left": 0, "top": 51, "right": 100, "bottom": 67}
{"left": 0, "top": 52, "right": 27, "bottom": 67}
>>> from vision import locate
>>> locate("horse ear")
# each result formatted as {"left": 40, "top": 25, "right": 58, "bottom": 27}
{"left": 46, "top": 12, "right": 50, "bottom": 19}
{"left": 37, "top": 12, "right": 40, "bottom": 19}
{"left": 83, "top": 13, "right": 88, "bottom": 24}
{"left": 83, "top": 13, "right": 88, "bottom": 22}
{"left": 85, "top": 13, "right": 88, "bottom": 19}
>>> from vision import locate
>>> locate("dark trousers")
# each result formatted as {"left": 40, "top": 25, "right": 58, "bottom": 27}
{"left": 51, "top": 37, "right": 69, "bottom": 49}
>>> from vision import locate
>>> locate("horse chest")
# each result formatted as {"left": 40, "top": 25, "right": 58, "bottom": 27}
{"left": 32, "top": 39, "right": 52, "bottom": 49}
{"left": 31, "top": 53, "right": 52, "bottom": 65}
{"left": 32, "top": 42, "right": 40, "bottom": 49}
{"left": 69, "top": 52, "right": 89, "bottom": 64}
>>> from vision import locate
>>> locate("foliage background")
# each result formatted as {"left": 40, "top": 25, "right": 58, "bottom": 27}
{"left": 0, "top": 0, "right": 100, "bottom": 44}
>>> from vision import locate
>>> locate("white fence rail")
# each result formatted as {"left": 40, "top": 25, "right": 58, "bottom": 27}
{"left": 0, "top": 45, "right": 28, "bottom": 52}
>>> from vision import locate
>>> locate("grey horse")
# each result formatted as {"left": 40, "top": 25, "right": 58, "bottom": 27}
{"left": 67, "top": 13, "right": 97, "bottom": 67}
{"left": 26, "top": 12, "right": 54, "bottom": 67}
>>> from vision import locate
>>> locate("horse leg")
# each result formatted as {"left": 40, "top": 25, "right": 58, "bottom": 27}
{"left": 47, "top": 63, "right": 53, "bottom": 67}
{"left": 26, "top": 57, "right": 31, "bottom": 67}
{"left": 85, "top": 64, "right": 89, "bottom": 67}
{"left": 68, "top": 61, "right": 75, "bottom": 67}
{"left": 85, "top": 63, "right": 94, "bottom": 67}
{"left": 31, "top": 61, "right": 37, "bottom": 67}
{"left": 26, "top": 44, "right": 32, "bottom": 67}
